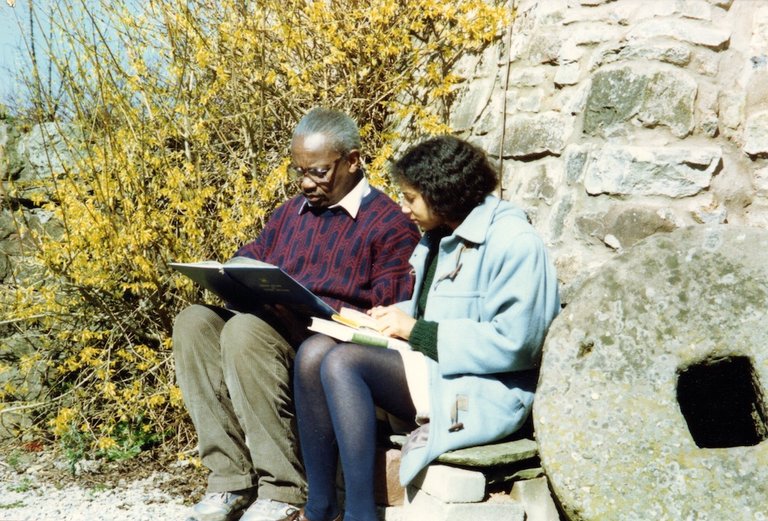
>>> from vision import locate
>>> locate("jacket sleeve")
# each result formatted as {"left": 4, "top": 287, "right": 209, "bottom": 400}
{"left": 434, "top": 230, "right": 560, "bottom": 376}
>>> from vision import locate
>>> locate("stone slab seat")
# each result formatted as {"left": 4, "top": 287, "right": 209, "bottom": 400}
{"left": 387, "top": 434, "right": 542, "bottom": 487}
{"left": 389, "top": 435, "right": 539, "bottom": 467}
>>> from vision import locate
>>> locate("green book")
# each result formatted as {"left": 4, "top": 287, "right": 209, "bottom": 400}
{"left": 307, "top": 317, "right": 411, "bottom": 351}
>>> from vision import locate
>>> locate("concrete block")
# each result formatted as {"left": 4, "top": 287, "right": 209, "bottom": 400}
{"left": 510, "top": 476, "right": 561, "bottom": 521}
{"left": 403, "top": 487, "right": 525, "bottom": 521}
{"left": 379, "top": 505, "right": 404, "bottom": 521}
{"left": 409, "top": 464, "right": 486, "bottom": 504}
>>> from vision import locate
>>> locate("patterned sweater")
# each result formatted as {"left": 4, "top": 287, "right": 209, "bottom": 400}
{"left": 235, "top": 188, "right": 421, "bottom": 311}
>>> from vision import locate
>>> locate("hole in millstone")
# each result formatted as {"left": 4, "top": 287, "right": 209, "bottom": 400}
{"left": 676, "top": 356, "right": 768, "bottom": 448}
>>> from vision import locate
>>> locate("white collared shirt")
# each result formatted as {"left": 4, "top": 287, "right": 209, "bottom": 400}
{"left": 299, "top": 176, "right": 372, "bottom": 218}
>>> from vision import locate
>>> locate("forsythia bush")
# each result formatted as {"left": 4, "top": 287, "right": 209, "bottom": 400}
{"left": 2, "top": 0, "right": 510, "bottom": 460}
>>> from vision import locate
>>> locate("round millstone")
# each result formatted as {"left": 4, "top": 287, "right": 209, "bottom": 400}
{"left": 535, "top": 225, "right": 768, "bottom": 520}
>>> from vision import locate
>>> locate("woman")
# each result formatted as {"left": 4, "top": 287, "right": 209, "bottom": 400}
{"left": 280, "top": 135, "right": 560, "bottom": 521}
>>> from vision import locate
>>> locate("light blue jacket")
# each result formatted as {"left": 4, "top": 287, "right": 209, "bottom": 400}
{"left": 397, "top": 195, "right": 560, "bottom": 485}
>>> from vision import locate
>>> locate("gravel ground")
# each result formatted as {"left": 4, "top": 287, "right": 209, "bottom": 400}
{"left": 0, "top": 446, "right": 207, "bottom": 521}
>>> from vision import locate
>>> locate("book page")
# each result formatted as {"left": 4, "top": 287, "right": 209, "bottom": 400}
{"left": 169, "top": 260, "right": 225, "bottom": 268}
{"left": 333, "top": 307, "right": 385, "bottom": 332}
{"left": 224, "top": 256, "right": 276, "bottom": 268}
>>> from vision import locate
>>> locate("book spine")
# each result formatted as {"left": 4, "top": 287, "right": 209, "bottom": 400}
{"left": 350, "top": 331, "right": 388, "bottom": 348}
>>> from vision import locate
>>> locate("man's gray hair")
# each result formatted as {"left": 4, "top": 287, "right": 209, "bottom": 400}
{"left": 292, "top": 107, "right": 361, "bottom": 156}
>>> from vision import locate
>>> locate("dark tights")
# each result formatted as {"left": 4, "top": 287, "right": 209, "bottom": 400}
{"left": 294, "top": 334, "right": 417, "bottom": 521}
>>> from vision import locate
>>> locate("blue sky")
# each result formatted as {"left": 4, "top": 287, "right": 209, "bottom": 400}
{"left": 1, "top": 1, "right": 149, "bottom": 112}
{"left": 0, "top": 0, "right": 34, "bottom": 108}
{"left": 0, "top": 1, "right": 118, "bottom": 110}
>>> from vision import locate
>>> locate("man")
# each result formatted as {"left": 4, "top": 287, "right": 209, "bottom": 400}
{"left": 173, "top": 108, "right": 421, "bottom": 521}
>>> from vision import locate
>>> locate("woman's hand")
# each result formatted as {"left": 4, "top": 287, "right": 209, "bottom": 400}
{"left": 368, "top": 305, "right": 417, "bottom": 340}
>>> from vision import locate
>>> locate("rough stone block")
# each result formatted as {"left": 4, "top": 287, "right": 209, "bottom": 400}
{"left": 677, "top": 0, "right": 713, "bottom": 21}
{"left": 617, "top": 42, "right": 692, "bottom": 66}
{"left": 494, "top": 112, "right": 574, "bottom": 159}
{"left": 689, "top": 194, "right": 727, "bottom": 225}
{"left": 554, "top": 63, "right": 580, "bottom": 87}
{"left": 409, "top": 464, "right": 485, "bottom": 504}
{"left": 450, "top": 77, "right": 495, "bottom": 132}
{"left": 0, "top": 121, "right": 8, "bottom": 148}
{"left": 535, "top": 225, "right": 768, "bottom": 520}
{"left": 602, "top": 206, "right": 680, "bottom": 250}
{"left": 627, "top": 18, "right": 730, "bottom": 49}
{"left": 743, "top": 109, "right": 768, "bottom": 158}
{"left": 583, "top": 145, "right": 721, "bottom": 197}
{"left": 508, "top": 66, "right": 547, "bottom": 88}
{"left": 753, "top": 165, "right": 768, "bottom": 197}
{"left": 584, "top": 65, "right": 697, "bottom": 138}
{"left": 15, "top": 122, "right": 74, "bottom": 180}
{"left": 745, "top": 202, "right": 768, "bottom": 228}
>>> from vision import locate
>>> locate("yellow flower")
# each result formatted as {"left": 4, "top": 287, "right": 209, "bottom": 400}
{"left": 50, "top": 408, "right": 77, "bottom": 437}
{"left": 96, "top": 436, "right": 118, "bottom": 451}
{"left": 11, "top": 0, "right": 510, "bottom": 454}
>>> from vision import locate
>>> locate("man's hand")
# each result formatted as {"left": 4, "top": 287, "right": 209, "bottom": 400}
{"left": 368, "top": 305, "right": 416, "bottom": 340}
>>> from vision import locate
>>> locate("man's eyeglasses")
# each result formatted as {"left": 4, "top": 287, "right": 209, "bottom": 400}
{"left": 289, "top": 156, "right": 344, "bottom": 184}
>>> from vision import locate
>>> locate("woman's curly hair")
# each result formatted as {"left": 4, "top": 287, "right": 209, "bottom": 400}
{"left": 391, "top": 135, "right": 498, "bottom": 223}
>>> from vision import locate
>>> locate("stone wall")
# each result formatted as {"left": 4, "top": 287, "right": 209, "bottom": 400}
{"left": 447, "top": 0, "right": 767, "bottom": 301}
{"left": 0, "top": 112, "right": 70, "bottom": 437}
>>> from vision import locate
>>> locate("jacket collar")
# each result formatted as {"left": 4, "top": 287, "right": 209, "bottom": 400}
{"left": 451, "top": 195, "right": 501, "bottom": 245}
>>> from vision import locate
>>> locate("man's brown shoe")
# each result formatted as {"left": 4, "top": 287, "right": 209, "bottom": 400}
{"left": 277, "top": 508, "right": 342, "bottom": 521}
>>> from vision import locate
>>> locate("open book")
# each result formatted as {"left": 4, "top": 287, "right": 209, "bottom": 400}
{"left": 308, "top": 308, "right": 411, "bottom": 351}
{"left": 169, "top": 257, "right": 336, "bottom": 318}
{"left": 330, "top": 307, "right": 386, "bottom": 331}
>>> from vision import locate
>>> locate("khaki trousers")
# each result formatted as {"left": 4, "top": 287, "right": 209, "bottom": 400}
{"left": 173, "top": 304, "right": 306, "bottom": 504}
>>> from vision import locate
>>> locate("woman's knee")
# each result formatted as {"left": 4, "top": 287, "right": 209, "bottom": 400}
{"left": 295, "top": 334, "right": 338, "bottom": 377}
{"left": 319, "top": 343, "right": 363, "bottom": 380}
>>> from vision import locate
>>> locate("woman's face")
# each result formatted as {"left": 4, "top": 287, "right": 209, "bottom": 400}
{"left": 398, "top": 181, "right": 445, "bottom": 231}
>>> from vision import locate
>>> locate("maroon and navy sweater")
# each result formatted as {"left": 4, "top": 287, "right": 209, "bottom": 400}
{"left": 235, "top": 188, "right": 421, "bottom": 312}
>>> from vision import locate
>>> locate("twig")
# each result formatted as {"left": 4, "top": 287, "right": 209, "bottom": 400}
{"left": 0, "top": 392, "right": 68, "bottom": 415}
{"left": 0, "top": 402, "right": 49, "bottom": 415}
{"left": 0, "top": 315, "right": 48, "bottom": 326}
{"left": 498, "top": 0, "right": 517, "bottom": 197}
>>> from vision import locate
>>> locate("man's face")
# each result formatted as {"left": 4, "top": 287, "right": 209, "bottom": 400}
{"left": 290, "top": 132, "right": 360, "bottom": 207}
